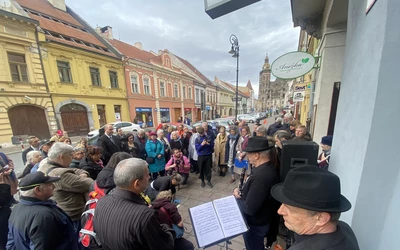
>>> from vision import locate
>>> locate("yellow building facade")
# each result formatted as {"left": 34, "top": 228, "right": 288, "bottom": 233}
{"left": 41, "top": 42, "right": 129, "bottom": 136}
{"left": 0, "top": 9, "right": 56, "bottom": 144}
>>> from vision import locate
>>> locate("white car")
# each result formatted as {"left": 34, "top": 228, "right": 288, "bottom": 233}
{"left": 87, "top": 122, "right": 141, "bottom": 137}
{"left": 237, "top": 114, "right": 257, "bottom": 123}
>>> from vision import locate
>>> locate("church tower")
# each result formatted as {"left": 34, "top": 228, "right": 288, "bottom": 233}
{"left": 258, "top": 54, "right": 271, "bottom": 110}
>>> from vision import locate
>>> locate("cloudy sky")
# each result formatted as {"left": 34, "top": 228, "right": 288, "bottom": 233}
{"left": 68, "top": 0, "right": 300, "bottom": 97}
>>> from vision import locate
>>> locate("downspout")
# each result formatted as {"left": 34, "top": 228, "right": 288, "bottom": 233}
{"left": 35, "top": 26, "right": 61, "bottom": 132}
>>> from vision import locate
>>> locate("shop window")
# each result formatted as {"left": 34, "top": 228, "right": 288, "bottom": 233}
{"left": 160, "top": 108, "right": 170, "bottom": 123}
{"left": 135, "top": 108, "right": 153, "bottom": 127}
{"left": 57, "top": 61, "right": 72, "bottom": 83}
{"left": 8, "top": 52, "right": 28, "bottom": 82}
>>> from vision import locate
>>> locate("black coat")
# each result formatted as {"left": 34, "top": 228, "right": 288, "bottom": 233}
{"left": 0, "top": 184, "right": 12, "bottom": 249}
{"left": 134, "top": 135, "right": 147, "bottom": 160}
{"left": 98, "top": 134, "right": 121, "bottom": 164}
{"left": 122, "top": 141, "right": 140, "bottom": 158}
{"left": 225, "top": 136, "right": 239, "bottom": 163}
{"left": 237, "top": 161, "right": 279, "bottom": 226}
{"left": 22, "top": 147, "right": 34, "bottom": 165}
{"left": 152, "top": 176, "right": 176, "bottom": 195}
{"left": 267, "top": 122, "right": 285, "bottom": 136}
{"left": 93, "top": 189, "right": 174, "bottom": 250}
{"left": 289, "top": 221, "right": 359, "bottom": 250}
{"left": 7, "top": 196, "right": 78, "bottom": 250}
{"left": 79, "top": 157, "right": 103, "bottom": 180}
{"left": 68, "top": 159, "right": 80, "bottom": 169}
{"left": 20, "top": 163, "right": 35, "bottom": 179}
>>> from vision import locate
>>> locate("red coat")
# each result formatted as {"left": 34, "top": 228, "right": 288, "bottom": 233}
{"left": 152, "top": 198, "right": 182, "bottom": 227}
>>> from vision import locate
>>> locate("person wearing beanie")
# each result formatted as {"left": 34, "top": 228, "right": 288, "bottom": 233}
{"left": 318, "top": 135, "right": 333, "bottom": 170}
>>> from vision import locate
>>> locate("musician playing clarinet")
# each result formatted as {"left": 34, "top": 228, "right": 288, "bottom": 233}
{"left": 233, "top": 136, "right": 279, "bottom": 250}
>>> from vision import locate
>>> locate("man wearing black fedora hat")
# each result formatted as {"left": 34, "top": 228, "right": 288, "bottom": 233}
{"left": 232, "top": 136, "right": 279, "bottom": 250}
{"left": 7, "top": 171, "right": 79, "bottom": 249}
{"left": 271, "top": 166, "right": 359, "bottom": 250}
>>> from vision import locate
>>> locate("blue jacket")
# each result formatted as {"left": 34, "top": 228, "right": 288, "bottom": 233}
{"left": 7, "top": 197, "right": 78, "bottom": 250}
{"left": 145, "top": 140, "right": 165, "bottom": 173}
{"left": 195, "top": 134, "right": 214, "bottom": 156}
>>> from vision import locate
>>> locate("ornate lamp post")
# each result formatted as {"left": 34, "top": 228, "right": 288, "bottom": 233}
{"left": 228, "top": 34, "right": 239, "bottom": 120}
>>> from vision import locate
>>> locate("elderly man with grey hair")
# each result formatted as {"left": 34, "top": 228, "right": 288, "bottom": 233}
{"left": 94, "top": 158, "right": 176, "bottom": 250}
{"left": 134, "top": 129, "right": 148, "bottom": 160}
{"left": 267, "top": 117, "right": 285, "bottom": 136}
{"left": 38, "top": 142, "right": 93, "bottom": 238}
{"left": 282, "top": 113, "right": 294, "bottom": 130}
{"left": 255, "top": 125, "right": 268, "bottom": 137}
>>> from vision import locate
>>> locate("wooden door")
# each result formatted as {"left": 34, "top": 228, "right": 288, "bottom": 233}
{"left": 60, "top": 104, "right": 89, "bottom": 136}
{"left": 174, "top": 108, "right": 181, "bottom": 122}
{"left": 97, "top": 105, "right": 107, "bottom": 127}
{"left": 8, "top": 105, "right": 50, "bottom": 139}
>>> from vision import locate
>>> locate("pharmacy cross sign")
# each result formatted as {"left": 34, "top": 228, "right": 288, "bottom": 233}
{"left": 271, "top": 51, "right": 316, "bottom": 79}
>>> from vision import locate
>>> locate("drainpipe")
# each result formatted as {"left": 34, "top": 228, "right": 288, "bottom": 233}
{"left": 35, "top": 26, "right": 61, "bottom": 133}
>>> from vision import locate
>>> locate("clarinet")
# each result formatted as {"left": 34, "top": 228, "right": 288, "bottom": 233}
{"left": 238, "top": 165, "right": 246, "bottom": 196}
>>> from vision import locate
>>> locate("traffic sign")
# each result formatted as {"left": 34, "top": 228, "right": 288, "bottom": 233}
{"left": 231, "top": 97, "right": 242, "bottom": 102}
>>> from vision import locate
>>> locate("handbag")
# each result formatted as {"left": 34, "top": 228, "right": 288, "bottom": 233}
{"left": 146, "top": 157, "right": 155, "bottom": 164}
{"left": 160, "top": 207, "right": 184, "bottom": 238}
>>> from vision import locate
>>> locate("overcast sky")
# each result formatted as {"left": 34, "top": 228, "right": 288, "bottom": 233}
{"left": 68, "top": 0, "right": 300, "bottom": 97}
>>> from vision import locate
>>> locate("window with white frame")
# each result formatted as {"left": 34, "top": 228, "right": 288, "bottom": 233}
{"left": 160, "top": 81, "right": 166, "bottom": 97}
{"left": 130, "top": 74, "right": 139, "bottom": 93}
{"left": 144, "top": 78, "right": 150, "bottom": 95}
{"left": 174, "top": 84, "right": 179, "bottom": 98}
{"left": 182, "top": 86, "right": 186, "bottom": 99}
{"left": 195, "top": 89, "right": 200, "bottom": 103}
{"left": 188, "top": 87, "right": 192, "bottom": 99}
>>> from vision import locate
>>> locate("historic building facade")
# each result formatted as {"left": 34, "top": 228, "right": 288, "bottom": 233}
{"left": 0, "top": 6, "right": 56, "bottom": 144}
{"left": 15, "top": 0, "right": 130, "bottom": 137}
{"left": 258, "top": 55, "right": 289, "bottom": 113}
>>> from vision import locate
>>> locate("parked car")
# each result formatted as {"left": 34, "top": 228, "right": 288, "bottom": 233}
{"left": 214, "top": 118, "right": 235, "bottom": 130}
{"left": 191, "top": 120, "right": 219, "bottom": 135}
{"left": 87, "top": 122, "right": 141, "bottom": 138}
{"left": 237, "top": 114, "right": 258, "bottom": 123}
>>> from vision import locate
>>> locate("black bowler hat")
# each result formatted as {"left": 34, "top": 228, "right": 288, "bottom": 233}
{"left": 271, "top": 166, "right": 351, "bottom": 212}
{"left": 39, "top": 139, "right": 54, "bottom": 150}
{"left": 242, "top": 136, "right": 274, "bottom": 152}
{"left": 19, "top": 172, "right": 61, "bottom": 191}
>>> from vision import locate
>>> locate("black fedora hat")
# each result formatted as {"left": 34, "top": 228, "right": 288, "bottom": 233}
{"left": 271, "top": 165, "right": 351, "bottom": 212}
{"left": 242, "top": 136, "right": 274, "bottom": 152}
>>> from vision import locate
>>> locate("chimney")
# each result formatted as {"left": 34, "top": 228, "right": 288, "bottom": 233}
{"left": 47, "top": 0, "right": 66, "bottom": 12}
{"left": 158, "top": 50, "right": 163, "bottom": 55}
{"left": 98, "top": 26, "right": 113, "bottom": 40}
{"left": 134, "top": 42, "right": 142, "bottom": 50}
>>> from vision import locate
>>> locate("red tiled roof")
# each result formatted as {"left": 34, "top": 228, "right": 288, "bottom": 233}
{"left": 150, "top": 55, "right": 163, "bottom": 65}
{"left": 16, "top": 0, "right": 83, "bottom": 27}
{"left": 176, "top": 56, "right": 213, "bottom": 85}
{"left": 46, "top": 36, "right": 116, "bottom": 57}
{"left": 29, "top": 15, "right": 104, "bottom": 47}
{"left": 110, "top": 39, "right": 155, "bottom": 63}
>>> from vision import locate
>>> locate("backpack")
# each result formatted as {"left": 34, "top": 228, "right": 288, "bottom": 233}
{"left": 79, "top": 182, "right": 106, "bottom": 249}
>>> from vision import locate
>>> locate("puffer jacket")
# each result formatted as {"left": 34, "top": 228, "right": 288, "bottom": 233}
{"left": 38, "top": 161, "right": 93, "bottom": 221}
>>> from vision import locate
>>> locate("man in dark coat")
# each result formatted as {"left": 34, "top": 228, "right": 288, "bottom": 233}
{"left": 271, "top": 166, "right": 359, "bottom": 250}
{"left": 7, "top": 171, "right": 79, "bottom": 250}
{"left": 22, "top": 136, "right": 40, "bottom": 165}
{"left": 267, "top": 117, "right": 285, "bottom": 136}
{"left": 134, "top": 129, "right": 148, "bottom": 160}
{"left": 98, "top": 124, "right": 121, "bottom": 165}
{"left": 0, "top": 170, "right": 13, "bottom": 249}
{"left": 233, "top": 136, "right": 279, "bottom": 250}
{"left": 94, "top": 158, "right": 175, "bottom": 250}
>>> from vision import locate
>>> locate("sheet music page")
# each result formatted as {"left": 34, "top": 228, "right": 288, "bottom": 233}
{"left": 213, "top": 195, "right": 248, "bottom": 238}
{"left": 189, "top": 201, "right": 225, "bottom": 247}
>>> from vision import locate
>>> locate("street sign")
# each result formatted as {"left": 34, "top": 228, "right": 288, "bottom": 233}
{"left": 231, "top": 97, "right": 242, "bottom": 102}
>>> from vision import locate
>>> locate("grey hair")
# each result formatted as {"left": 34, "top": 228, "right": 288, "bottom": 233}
{"left": 138, "top": 129, "right": 145, "bottom": 135}
{"left": 171, "top": 173, "right": 182, "bottom": 183}
{"left": 157, "top": 129, "right": 164, "bottom": 135}
{"left": 47, "top": 142, "right": 74, "bottom": 161}
{"left": 114, "top": 158, "right": 148, "bottom": 188}
{"left": 256, "top": 126, "right": 267, "bottom": 136}
{"left": 27, "top": 150, "right": 41, "bottom": 163}
{"left": 171, "top": 131, "right": 178, "bottom": 138}
{"left": 284, "top": 113, "right": 293, "bottom": 119}
{"left": 20, "top": 188, "right": 36, "bottom": 197}
{"left": 275, "top": 117, "right": 283, "bottom": 124}
{"left": 274, "top": 130, "right": 291, "bottom": 141}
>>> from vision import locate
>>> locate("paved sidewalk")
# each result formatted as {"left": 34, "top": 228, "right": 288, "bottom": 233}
{"left": 176, "top": 170, "right": 285, "bottom": 250}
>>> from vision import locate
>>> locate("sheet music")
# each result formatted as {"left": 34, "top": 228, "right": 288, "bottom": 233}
{"left": 213, "top": 195, "right": 248, "bottom": 238}
{"left": 189, "top": 202, "right": 225, "bottom": 247}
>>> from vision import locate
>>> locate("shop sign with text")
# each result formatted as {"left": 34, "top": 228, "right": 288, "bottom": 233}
{"left": 271, "top": 51, "right": 316, "bottom": 79}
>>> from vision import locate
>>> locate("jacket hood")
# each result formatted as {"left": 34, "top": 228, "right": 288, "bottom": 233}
{"left": 96, "top": 167, "right": 115, "bottom": 189}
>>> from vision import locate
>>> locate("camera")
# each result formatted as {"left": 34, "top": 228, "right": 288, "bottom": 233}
{"left": 175, "top": 160, "right": 181, "bottom": 165}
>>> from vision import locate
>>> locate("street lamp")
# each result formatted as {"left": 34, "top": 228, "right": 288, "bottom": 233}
{"left": 229, "top": 34, "right": 239, "bottom": 120}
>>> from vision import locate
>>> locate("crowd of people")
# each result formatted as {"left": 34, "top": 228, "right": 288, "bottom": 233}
{"left": 0, "top": 114, "right": 359, "bottom": 250}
